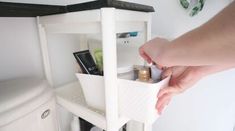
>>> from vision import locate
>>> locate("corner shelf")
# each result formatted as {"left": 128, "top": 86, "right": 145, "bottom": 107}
{"left": 55, "top": 82, "right": 129, "bottom": 130}
{"left": 38, "top": 7, "right": 153, "bottom": 131}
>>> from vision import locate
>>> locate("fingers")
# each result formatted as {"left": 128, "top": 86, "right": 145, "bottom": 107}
{"left": 156, "top": 66, "right": 198, "bottom": 115}
{"left": 157, "top": 86, "right": 178, "bottom": 98}
{"left": 139, "top": 47, "right": 152, "bottom": 63}
{"left": 156, "top": 93, "right": 172, "bottom": 115}
{"left": 157, "top": 98, "right": 171, "bottom": 115}
{"left": 154, "top": 63, "right": 165, "bottom": 70}
{"left": 161, "top": 67, "right": 173, "bottom": 79}
{"left": 139, "top": 47, "right": 165, "bottom": 69}
{"left": 156, "top": 86, "right": 179, "bottom": 115}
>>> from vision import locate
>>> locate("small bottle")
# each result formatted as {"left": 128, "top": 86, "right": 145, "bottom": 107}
{"left": 136, "top": 67, "right": 153, "bottom": 83}
{"left": 150, "top": 65, "right": 162, "bottom": 82}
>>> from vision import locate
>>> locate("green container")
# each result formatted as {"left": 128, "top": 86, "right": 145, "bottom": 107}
{"left": 94, "top": 49, "right": 103, "bottom": 74}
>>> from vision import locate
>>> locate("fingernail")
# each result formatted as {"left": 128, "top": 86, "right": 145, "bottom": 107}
{"left": 156, "top": 109, "right": 161, "bottom": 115}
{"left": 158, "top": 110, "right": 162, "bottom": 115}
{"left": 158, "top": 111, "right": 161, "bottom": 115}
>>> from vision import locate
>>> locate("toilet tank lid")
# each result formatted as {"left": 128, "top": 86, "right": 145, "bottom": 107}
{"left": 0, "top": 76, "right": 50, "bottom": 113}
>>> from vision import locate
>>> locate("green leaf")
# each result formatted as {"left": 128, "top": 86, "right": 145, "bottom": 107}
{"left": 190, "top": 6, "right": 200, "bottom": 16}
{"left": 180, "top": 0, "right": 190, "bottom": 9}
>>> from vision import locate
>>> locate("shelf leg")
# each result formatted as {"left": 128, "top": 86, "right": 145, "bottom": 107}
{"left": 143, "top": 13, "right": 153, "bottom": 131}
{"left": 101, "top": 8, "right": 119, "bottom": 131}
{"left": 37, "top": 17, "right": 54, "bottom": 86}
{"left": 146, "top": 15, "right": 152, "bottom": 41}
{"left": 144, "top": 123, "right": 152, "bottom": 131}
{"left": 126, "top": 121, "right": 144, "bottom": 131}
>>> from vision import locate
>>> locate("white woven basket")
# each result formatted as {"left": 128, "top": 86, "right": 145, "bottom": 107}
{"left": 76, "top": 73, "right": 170, "bottom": 123}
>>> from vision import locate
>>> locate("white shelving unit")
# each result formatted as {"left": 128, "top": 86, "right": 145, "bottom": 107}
{"left": 55, "top": 82, "right": 129, "bottom": 130}
{"left": 37, "top": 8, "right": 152, "bottom": 131}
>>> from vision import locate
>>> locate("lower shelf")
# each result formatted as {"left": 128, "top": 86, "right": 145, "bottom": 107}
{"left": 55, "top": 82, "right": 129, "bottom": 130}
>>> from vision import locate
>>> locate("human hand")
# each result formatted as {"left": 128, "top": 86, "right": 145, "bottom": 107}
{"left": 139, "top": 37, "right": 169, "bottom": 69}
{"left": 156, "top": 66, "right": 203, "bottom": 114}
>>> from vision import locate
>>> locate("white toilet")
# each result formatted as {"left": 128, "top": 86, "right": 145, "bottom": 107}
{"left": 0, "top": 77, "right": 58, "bottom": 131}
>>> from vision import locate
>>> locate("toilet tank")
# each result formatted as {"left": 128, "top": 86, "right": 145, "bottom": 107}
{"left": 0, "top": 77, "right": 58, "bottom": 131}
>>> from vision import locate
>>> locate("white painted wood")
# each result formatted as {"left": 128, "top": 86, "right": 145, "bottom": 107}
{"left": 126, "top": 121, "right": 144, "bottom": 131}
{"left": 144, "top": 12, "right": 153, "bottom": 131}
{"left": 55, "top": 82, "right": 129, "bottom": 130}
{"left": 37, "top": 17, "right": 54, "bottom": 86}
{"left": 101, "top": 8, "right": 119, "bottom": 131}
{"left": 55, "top": 82, "right": 106, "bottom": 129}
{"left": 41, "top": 21, "right": 145, "bottom": 34}
{"left": 39, "top": 9, "right": 150, "bottom": 35}
{"left": 115, "top": 9, "right": 151, "bottom": 22}
{"left": 0, "top": 98, "right": 57, "bottom": 131}
{"left": 39, "top": 9, "right": 149, "bottom": 26}
{"left": 146, "top": 14, "right": 152, "bottom": 42}
{"left": 38, "top": 7, "right": 153, "bottom": 131}
{"left": 144, "top": 123, "right": 152, "bottom": 131}
{"left": 44, "top": 22, "right": 101, "bottom": 34}
{"left": 116, "top": 22, "right": 145, "bottom": 33}
{"left": 39, "top": 10, "right": 101, "bottom": 25}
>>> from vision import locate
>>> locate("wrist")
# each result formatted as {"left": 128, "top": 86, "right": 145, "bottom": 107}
{"left": 154, "top": 43, "right": 171, "bottom": 67}
{"left": 192, "top": 65, "right": 235, "bottom": 78}
{"left": 188, "top": 66, "right": 207, "bottom": 80}
{"left": 189, "top": 66, "right": 219, "bottom": 79}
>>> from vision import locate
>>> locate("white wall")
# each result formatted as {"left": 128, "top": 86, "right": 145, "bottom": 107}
{"left": 0, "top": 0, "right": 235, "bottom": 131}
{"left": 0, "top": 18, "right": 44, "bottom": 81}
{"left": 46, "top": 34, "right": 81, "bottom": 87}
{"left": 150, "top": 1, "right": 235, "bottom": 131}
{"left": 151, "top": 0, "right": 233, "bottom": 38}
{"left": 153, "top": 69, "right": 235, "bottom": 131}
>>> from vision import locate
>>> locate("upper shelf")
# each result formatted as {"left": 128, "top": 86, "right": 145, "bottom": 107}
{"left": 0, "top": 0, "right": 154, "bottom": 17}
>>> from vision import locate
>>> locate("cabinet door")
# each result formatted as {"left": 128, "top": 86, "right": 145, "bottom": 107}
{"left": 1, "top": 98, "right": 58, "bottom": 131}
{"left": 36, "top": 98, "right": 58, "bottom": 131}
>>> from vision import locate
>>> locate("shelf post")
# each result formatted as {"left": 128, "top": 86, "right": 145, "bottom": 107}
{"left": 37, "top": 17, "right": 54, "bottom": 86}
{"left": 101, "top": 8, "right": 119, "bottom": 131}
{"left": 146, "top": 13, "right": 152, "bottom": 43}
{"left": 144, "top": 13, "right": 153, "bottom": 131}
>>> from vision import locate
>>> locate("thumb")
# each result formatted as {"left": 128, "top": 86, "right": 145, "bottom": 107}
{"left": 161, "top": 67, "right": 173, "bottom": 79}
